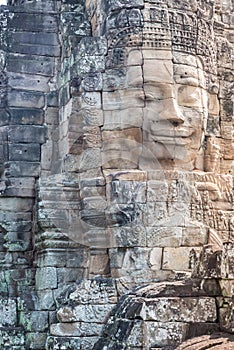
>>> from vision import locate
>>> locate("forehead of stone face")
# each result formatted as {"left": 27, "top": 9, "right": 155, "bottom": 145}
{"left": 173, "top": 52, "right": 207, "bottom": 88}
{"left": 174, "top": 64, "right": 199, "bottom": 87}
{"left": 143, "top": 50, "right": 174, "bottom": 84}
{"left": 173, "top": 52, "right": 197, "bottom": 67}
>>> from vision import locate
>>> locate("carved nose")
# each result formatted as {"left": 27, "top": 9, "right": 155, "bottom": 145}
{"left": 160, "top": 98, "right": 184, "bottom": 125}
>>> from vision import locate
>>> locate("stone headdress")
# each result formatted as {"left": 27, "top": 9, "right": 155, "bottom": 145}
{"left": 106, "top": 0, "right": 233, "bottom": 75}
{"left": 143, "top": 1, "right": 216, "bottom": 73}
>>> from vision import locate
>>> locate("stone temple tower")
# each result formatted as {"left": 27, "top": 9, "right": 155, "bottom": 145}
{"left": 0, "top": 0, "right": 233, "bottom": 349}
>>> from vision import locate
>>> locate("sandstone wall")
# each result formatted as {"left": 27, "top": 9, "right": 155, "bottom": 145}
{"left": 0, "top": 0, "right": 233, "bottom": 349}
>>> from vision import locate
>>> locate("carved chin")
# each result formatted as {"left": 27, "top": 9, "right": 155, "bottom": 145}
{"left": 140, "top": 139, "right": 200, "bottom": 171}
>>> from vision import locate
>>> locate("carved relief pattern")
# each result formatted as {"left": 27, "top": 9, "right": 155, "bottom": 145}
{"left": 50, "top": 0, "right": 234, "bottom": 280}
{"left": 32, "top": 0, "right": 234, "bottom": 348}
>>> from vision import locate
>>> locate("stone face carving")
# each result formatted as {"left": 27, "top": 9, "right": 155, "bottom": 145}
{"left": 0, "top": 0, "right": 233, "bottom": 349}
{"left": 65, "top": 0, "right": 233, "bottom": 283}
{"left": 45, "top": 0, "right": 233, "bottom": 347}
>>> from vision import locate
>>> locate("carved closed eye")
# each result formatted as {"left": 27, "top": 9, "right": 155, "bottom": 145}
{"left": 180, "top": 72, "right": 188, "bottom": 78}
{"left": 177, "top": 86, "right": 202, "bottom": 107}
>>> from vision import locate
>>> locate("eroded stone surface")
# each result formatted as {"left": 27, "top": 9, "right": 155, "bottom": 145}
{"left": 0, "top": 0, "right": 233, "bottom": 349}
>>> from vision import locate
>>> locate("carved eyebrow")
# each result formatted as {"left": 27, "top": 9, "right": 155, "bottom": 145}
{"left": 178, "top": 73, "right": 199, "bottom": 79}
{"left": 174, "top": 66, "right": 199, "bottom": 80}
{"left": 175, "top": 75, "right": 199, "bottom": 87}
{"left": 179, "top": 76, "right": 199, "bottom": 82}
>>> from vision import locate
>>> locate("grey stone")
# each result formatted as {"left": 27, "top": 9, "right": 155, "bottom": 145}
{"left": 0, "top": 299, "right": 17, "bottom": 326}
{"left": 36, "top": 267, "right": 57, "bottom": 291}
{"left": 9, "top": 13, "right": 58, "bottom": 33}
{"left": 0, "top": 328, "right": 25, "bottom": 347}
{"left": 7, "top": 54, "right": 55, "bottom": 77}
{"left": 0, "top": 197, "right": 34, "bottom": 212}
{"left": 8, "top": 90, "right": 45, "bottom": 108}
{"left": 50, "top": 322, "right": 103, "bottom": 337}
{"left": 9, "top": 108, "right": 44, "bottom": 125}
{"left": 0, "top": 1, "right": 232, "bottom": 350}
{"left": 9, "top": 143, "right": 41, "bottom": 162}
{"left": 8, "top": 72, "right": 51, "bottom": 92}
{"left": 11, "top": 32, "right": 59, "bottom": 46}
{"left": 8, "top": 125, "right": 46, "bottom": 144}
{"left": 5, "top": 161, "right": 41, "bottom": 178}
{"left": 57, "top": 304, "right": 113, "bottom": 323}
{"left": 19, "top": 310, "right": 49, "bottom": 332}
{"left": 26, "top": 333, "right": 47, "bottom": 350}
{"left": 144, "top": 297, "right": 217, "bottom": 323}
{"left": 144, "top": 321, "right": 189, "bottom": 348}
{"left": 46, "top": 336, "right": 98, "bottom": 350}
{"left": 3, "top": 177, "right": 35, "bottom": 197}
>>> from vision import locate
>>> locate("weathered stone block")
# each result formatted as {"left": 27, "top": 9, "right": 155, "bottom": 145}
{"left": 8, "top": 90, "right": 45, "bottom": 108}
{"left": 79, "top": 148, "right": 101, "bottom": 171}
{"left": 111, "top": 225, "right": 147, "bottom": 248}
{"left": 144, "top": 297, "right": 217, "bottom": 322}
{"left": 142, "top": 48, "right": 173, "bottom": 60}
{"left": 46, "top": 336, "right": 98, "bottom": 350}
{"left": 3, "top": 177, "right": 35, "bottom": 197}
{"left": 89, "top": 253, "right": 110, "bottom": 276}
{"left": 147, "top": 180, "right": 169, "bottom": 202}
{"left": 146, "top": 227, "right": 183, "bottom": 247}
{"left": 81, "top": 196, "right": 107, "bottom": 211}
{"left": 50, "top": 322, "right": 103, "bottom": 337}
{"left": 144, "top": 322, "right": 188, "bottom": 348}
{"left": 77, "top": 37, "right": 107, "bottom": 57}
{"left": 107, "top": 0, "right": 144, "bottom": 12}
{"left": 10, "top": 43, "right": 60, "bottom": 57}
{"left": 9, "top": 143, "right": 41, "bottom": 162}
{"left": 0, "top": 327, "right": 25, "bottom": 348}
{"left": 0, "top": 299, "right": 17, "bottom": 327}
{"left": 9, "top": 13, "right": 58, "bottom": 33}
{"left": 0, "top": 198, "right": 33, "bottom": 212}
{"left": 8, "top": 125, "right": 46, "bottom": 144}
{"left": 8, "top": 72, "right": 50, "bottom": 92}
{"left": 37, "top": 290, "right": 55, "bottom": 311}
{"left": 37, "top": 249, "right": 87, "bottom": 269}
{"left": 182, "top": 227, "right": 208, "bottom": 246}
{"left": 149, "top": 248, "right": 163, "bottom": 270}
{"left": 106, "top": 179, "right": 146, "bottom": 204}
{"left": 186, "top": 322, "right": 220, "bottom": 339}
{"left": 162, "top": 247, "right": 201, "bottom": 271}
{"left": 63, "top": 278, "right": 117, "bottom": 306}
{"left": 75, "top": 55, "right": 105, "bottom": 75}
{"left": 80, "top": 185, "right": 105, "bottom": 199}
{"left": 2, "top": 218, "right": 31, "bottom": 233}
{"left": 45, "top": 107, "right": 59, "bottom": 125}
{"left": 7, "top": 54, "right": 55, "bottom": 77}
{"left": 19, "top": 310, "right": 49, "bottom": 332}
{"left": 9, "top": 108, "right": 44, "bottom": 125}
{"left": 143, "top": 59, "right": 173, "bottom": 84}
{"left": 103, "top": 107, "right": 143, "bottom": 130}
{"left": 0, "top": 109, "right": 9, "bottom": 126}
{"left": 3, "top": 235, "right": 32, "bottom": 252}
{"left": 103, "top": 89, "right": 144, "bottom": 110}
{"left": 26, "top": 332, "right": 47, "bottom": 350}
{"left": 57, "top": 304, "right": 113, "bottom": 323}
{"left": 11, "top": 32, "right": 59, "bottom": 47}
{"left": 5, "top": 161, "right": 41, "bottom": 177}
{"left": 219, "top": 298, "right": 234, "bottom": 333}
{"left": 47, "top": 91, "right": 59, "bottom": 107}
{"left": 57, "top": 267, "right": 84, "bottom": 285}
{"left": 36, "top": 267, "right": 57, "bottom": 290}
{"left": 102, "top": 318, "right": 143, "bottom": 346}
